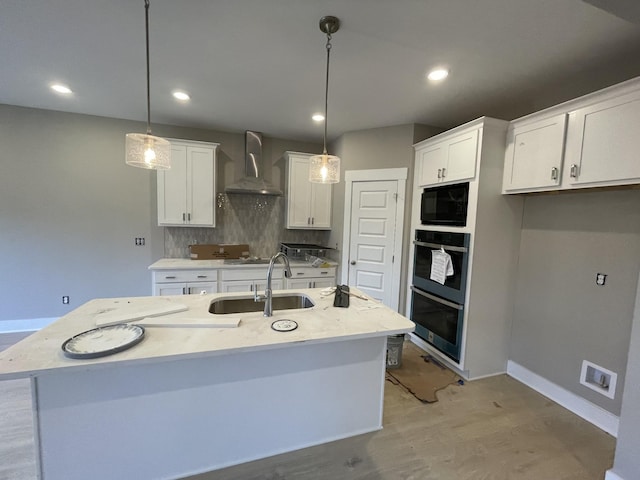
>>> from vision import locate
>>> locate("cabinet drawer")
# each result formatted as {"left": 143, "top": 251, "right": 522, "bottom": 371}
{"left": 289, "top": 267, "right": 335, "bottom": 278}
{"left": 154, "top": 270, "right": 217, "bottom": 283}
{"left": 220, "top": 268, "right": 282, "bottom": 281}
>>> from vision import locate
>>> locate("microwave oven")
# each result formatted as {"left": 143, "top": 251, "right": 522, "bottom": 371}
{"left": 420, "top": 182, "right": 469, "bottom": 227}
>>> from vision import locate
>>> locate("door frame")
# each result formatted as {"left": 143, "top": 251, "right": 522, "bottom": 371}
{"left": 341, "top": 168, "right": 407, "bottom": 311}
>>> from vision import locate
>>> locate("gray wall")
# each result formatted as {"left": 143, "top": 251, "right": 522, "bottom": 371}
{"left": 510, "top": 189, "right": 640, "bottom": 414}
{"left": 0, "top": 104, "right": 320, "bottom": 323}
{"left": 611, "top": 270, "right": 640, "bottom": 479}
{"left": 328, "top": 123, "right": 442, "bottom": 313}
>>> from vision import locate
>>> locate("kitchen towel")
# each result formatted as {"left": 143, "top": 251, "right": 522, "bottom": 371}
{"left": 430, "top": 249, "right": 454, "bottom": 285}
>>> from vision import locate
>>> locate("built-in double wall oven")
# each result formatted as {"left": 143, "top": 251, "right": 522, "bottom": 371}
{"left": 410, "top": 229, "right": 470, "bottom": 362}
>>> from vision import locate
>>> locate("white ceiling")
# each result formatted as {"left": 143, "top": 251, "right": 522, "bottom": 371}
{"left": 2, "top": 0, "right": 640, "bottom": 142}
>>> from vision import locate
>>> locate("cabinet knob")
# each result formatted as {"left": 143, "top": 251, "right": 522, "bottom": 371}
{"left": 350, "top": 260, "right": 356, "bottom": 265}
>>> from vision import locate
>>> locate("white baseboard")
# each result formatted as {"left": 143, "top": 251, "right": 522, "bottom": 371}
{"left": 605, "top": 470, "right": 624, "bottom": 480}
{"left": 507, "top": 360, "right": 619, "bottom": 437}
{"left": 0, "top": 317, "right": 57, "bottom": 333}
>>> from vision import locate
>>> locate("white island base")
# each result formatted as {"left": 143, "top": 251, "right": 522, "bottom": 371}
{"left": 34, "top": 336, "right": 387, "bottom": 480}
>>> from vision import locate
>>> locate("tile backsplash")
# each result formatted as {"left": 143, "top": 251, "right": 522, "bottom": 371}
{"left": 164, "top": 193, "right": 331, "bottom": 259}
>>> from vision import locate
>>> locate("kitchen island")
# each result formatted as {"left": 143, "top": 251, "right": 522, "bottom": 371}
{"left": 0, "top": 288, "right": 414, "bottom": 480}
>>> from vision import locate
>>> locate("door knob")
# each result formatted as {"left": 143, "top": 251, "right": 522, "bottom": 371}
{"left": 350, "top": 261, "right": 356, "bottom": 265}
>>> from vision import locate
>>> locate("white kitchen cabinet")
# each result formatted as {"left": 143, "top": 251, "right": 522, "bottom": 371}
{"left": 284, "top": 152, "right": 332, "bottom": 229}
{"left": 219, "top": 268, "right": 283, "bottom": 293}
{"left": 564, "top": 89, "right": 640, "bottom": 187}
{"left": 502, "top": 77, "right": 640, "bottom": 194}
{"left": 157, "top": 140, "right": 219, "bottom": 227}
{"left": 285, "top": 266, "right": 336, "bottom": 289}
{"left": 416, "top": 129, "right": 478, "bottom": 187}
{"left": 502, "top": 114, "right": 567, "bottom": 192}
{"left": 152, "top": 269, "right": 218, "bottom": 296}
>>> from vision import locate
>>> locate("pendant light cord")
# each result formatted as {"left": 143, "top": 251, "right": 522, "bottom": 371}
{"left": 322, "top": 33, "right": 332, "bottom": 155}
{"left": 145, "top": 0, "right": 152, "bottom": 135}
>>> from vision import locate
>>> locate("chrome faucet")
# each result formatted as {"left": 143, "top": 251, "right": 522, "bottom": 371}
{"left": 261, "top": 252, "right": 292, "bottom": 317}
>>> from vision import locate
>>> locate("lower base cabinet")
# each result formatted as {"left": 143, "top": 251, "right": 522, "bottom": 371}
{"left": 154, "top": 282, "right": 217, "bottom": 296}
{"left": 152, "top": 265, "right": 336, "bottom": 296}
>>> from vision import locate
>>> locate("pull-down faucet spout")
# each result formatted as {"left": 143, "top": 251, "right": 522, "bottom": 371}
{"left": 263, "top": 252, "right": 292, "bottom": 317}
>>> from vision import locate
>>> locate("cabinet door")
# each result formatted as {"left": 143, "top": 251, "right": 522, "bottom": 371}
{"left": 154, "top": 283, "right": 186, "bottom": 296}
{"left": 186, "top": 282, "right": 217, "bottom": 295}
{"left": 503, "top": 114, "right": 567, "bottom": 192}
{"left": 188, "top": 146, "right": 215, "bottom": 226}
{"left": 566, "top": 90, "right": 640, "bottom": 186}
{"left": 220, "top": 280, "right": 255, "bottom": 293}
{"left": 310, "top": 182, "right": 332, "bottom": 229}
{"left": 285, "top": 278, "right": 312, "bottom": 289}
{"left": 157, "top": 146, "right": 188, "bottom": 225}
{"left": 417, "top": 144, "right": 446, "bottom": 186}
{"left": 287, "top": 156, "right": 313, "bottom": 228}
{"left": 443, "top": 130, "right": 478, "bottom": 183}
{"left": 312, "top": 278, "right": 335, "bottom": 288}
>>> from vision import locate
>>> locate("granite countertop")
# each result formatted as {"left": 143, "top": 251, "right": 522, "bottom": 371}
{"left": 149, "top": 258, "right": 338, "bottom": 270}
{"left": 0, "top": 288, "right": 414, "bottom": 381}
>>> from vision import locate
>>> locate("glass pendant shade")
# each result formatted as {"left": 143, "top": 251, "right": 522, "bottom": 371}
{"left": 309, "top": 153, "right": 340, "bottom": 184}
{"left": 125, "top": 133, "right": 171, "bottom": 170}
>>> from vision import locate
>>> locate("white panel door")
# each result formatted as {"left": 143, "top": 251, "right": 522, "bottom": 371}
{"left": 347, "top": 181, "right": 398, "bottom": 306}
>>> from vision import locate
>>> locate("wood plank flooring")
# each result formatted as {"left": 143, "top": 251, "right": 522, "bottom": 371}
{"left": 0, "top": 336, "right": 615, "bottom": 480}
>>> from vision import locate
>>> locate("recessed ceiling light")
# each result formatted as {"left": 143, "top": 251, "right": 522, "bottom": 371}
{"left": 51, "top": 84, "right": 72, "bottom": 94}
{"left": 172, "top": 91, "right": 190, "bottom": 101}
{"left": 427, "top": 68, "right": 449, "bottom": 81}
{"left": 312, "top": 113, "right": 325, "bottom": 122}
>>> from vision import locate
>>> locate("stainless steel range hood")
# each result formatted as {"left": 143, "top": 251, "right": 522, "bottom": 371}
{"left": 225, "top": 131, "right": 283, "bottom": 196}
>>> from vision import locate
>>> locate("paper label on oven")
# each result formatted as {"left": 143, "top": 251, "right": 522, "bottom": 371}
{"left": 430, "top": 250, "right": 454, "bottom": 285}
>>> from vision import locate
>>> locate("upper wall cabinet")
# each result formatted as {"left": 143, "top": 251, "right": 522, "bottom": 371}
{"left": 502, "top": 77, "right": 640, "bottom": 194}
{"left": 502, "top": 114, "right": 567, "bottom": 193}
{"left": 416, "top": 129, "right": 478, "bottom": 187}
{"left": 157, "top": 140, "right": 219, "bottom": 227}
{"left": 564, "top": 89, "right": 640, "bottom": 187}
{"left": 284, "top": 152, "right": 332, "bottom": 230}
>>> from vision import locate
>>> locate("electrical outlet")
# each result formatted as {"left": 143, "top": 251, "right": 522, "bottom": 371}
{"left": 596, "top": 273, "right": 607, "bottom": 286}
{"left": 135, "top": 237, "right": 146, "bottom": 246}
{"left": 62, "top": 296, "right": 69, "bottom": 304}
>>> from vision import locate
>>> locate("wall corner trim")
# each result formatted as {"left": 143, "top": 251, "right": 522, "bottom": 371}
{"left": 605, "top": 470, "right": 625, "bottom": 480}
{"left": 507, "top": 360, "right": 619, "bottom": 437}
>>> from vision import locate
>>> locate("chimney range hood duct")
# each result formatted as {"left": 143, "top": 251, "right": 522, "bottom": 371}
{"left": 225, "top": 131, "right": 283, "bottom": 196}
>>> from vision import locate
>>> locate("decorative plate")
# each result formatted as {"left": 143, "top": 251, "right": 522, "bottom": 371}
{"left": 271, "top": 319, "right": 298, "bottom": 332}
{"left": 61, "top": 324, "right": 145, "bottom": 359}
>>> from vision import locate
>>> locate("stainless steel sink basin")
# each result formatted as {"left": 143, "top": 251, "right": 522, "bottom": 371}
{"left": 209, "top": 293, "right": 315, "bottom": 315}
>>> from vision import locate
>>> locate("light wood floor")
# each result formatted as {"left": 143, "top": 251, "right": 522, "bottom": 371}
{"left": 0, "top": 337, "right": 615, "bottom": 480}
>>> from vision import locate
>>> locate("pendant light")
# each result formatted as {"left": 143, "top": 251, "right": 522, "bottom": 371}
{"left": 309, "top": 16, "right": 341, "bottom": 184}
{"left": 125, "top": 0, "right": 171, "bottom": 170}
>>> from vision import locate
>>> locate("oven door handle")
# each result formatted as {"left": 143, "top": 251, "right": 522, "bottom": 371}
{"left": 413, "top": 240, "right": 468, "bottom": 253}
{"left": 411, "top": 286, "right": 464, "bottom": 310}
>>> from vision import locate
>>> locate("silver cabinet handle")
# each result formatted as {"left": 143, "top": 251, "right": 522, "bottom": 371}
{"left": 551, "top": 167, "right": 558, "bottom": 180}
{"left": 311, "top": 281, "right": 316, "bottom": 288}
{"left": 188, "top": 213, "right": 191, "bottom": 222}
{"left": 311, "top": 217, "right": 314, "bottom": 225}
{"left": 182, "top": 287, "right": 187, "bottom": 295}
{"left": 182, "top": 213, "right": 186, "bottom": 222}
{"left": 437, "top": 168, "right": 442, "bottom": 179}
{"left": 165, "top": 275, "right": 176, "bottom": 279}
{"left": 197, "top": 275, "right": 207, "bottom": 279}
{"left": 441, "top": 167, "right": 446, "bottom": 178}
{"left": 320, "top": 271, "right": 328, "bottom": 275}
{"left": 307, "top": 217, "right": 311, "bottom": 225}
{"left": 570, "top": 164, "right": 578, "bottom": 178}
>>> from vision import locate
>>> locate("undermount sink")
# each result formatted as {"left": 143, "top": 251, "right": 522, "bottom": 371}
{"left": 209, "top": 293, "right": 315, "bottom": 315}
